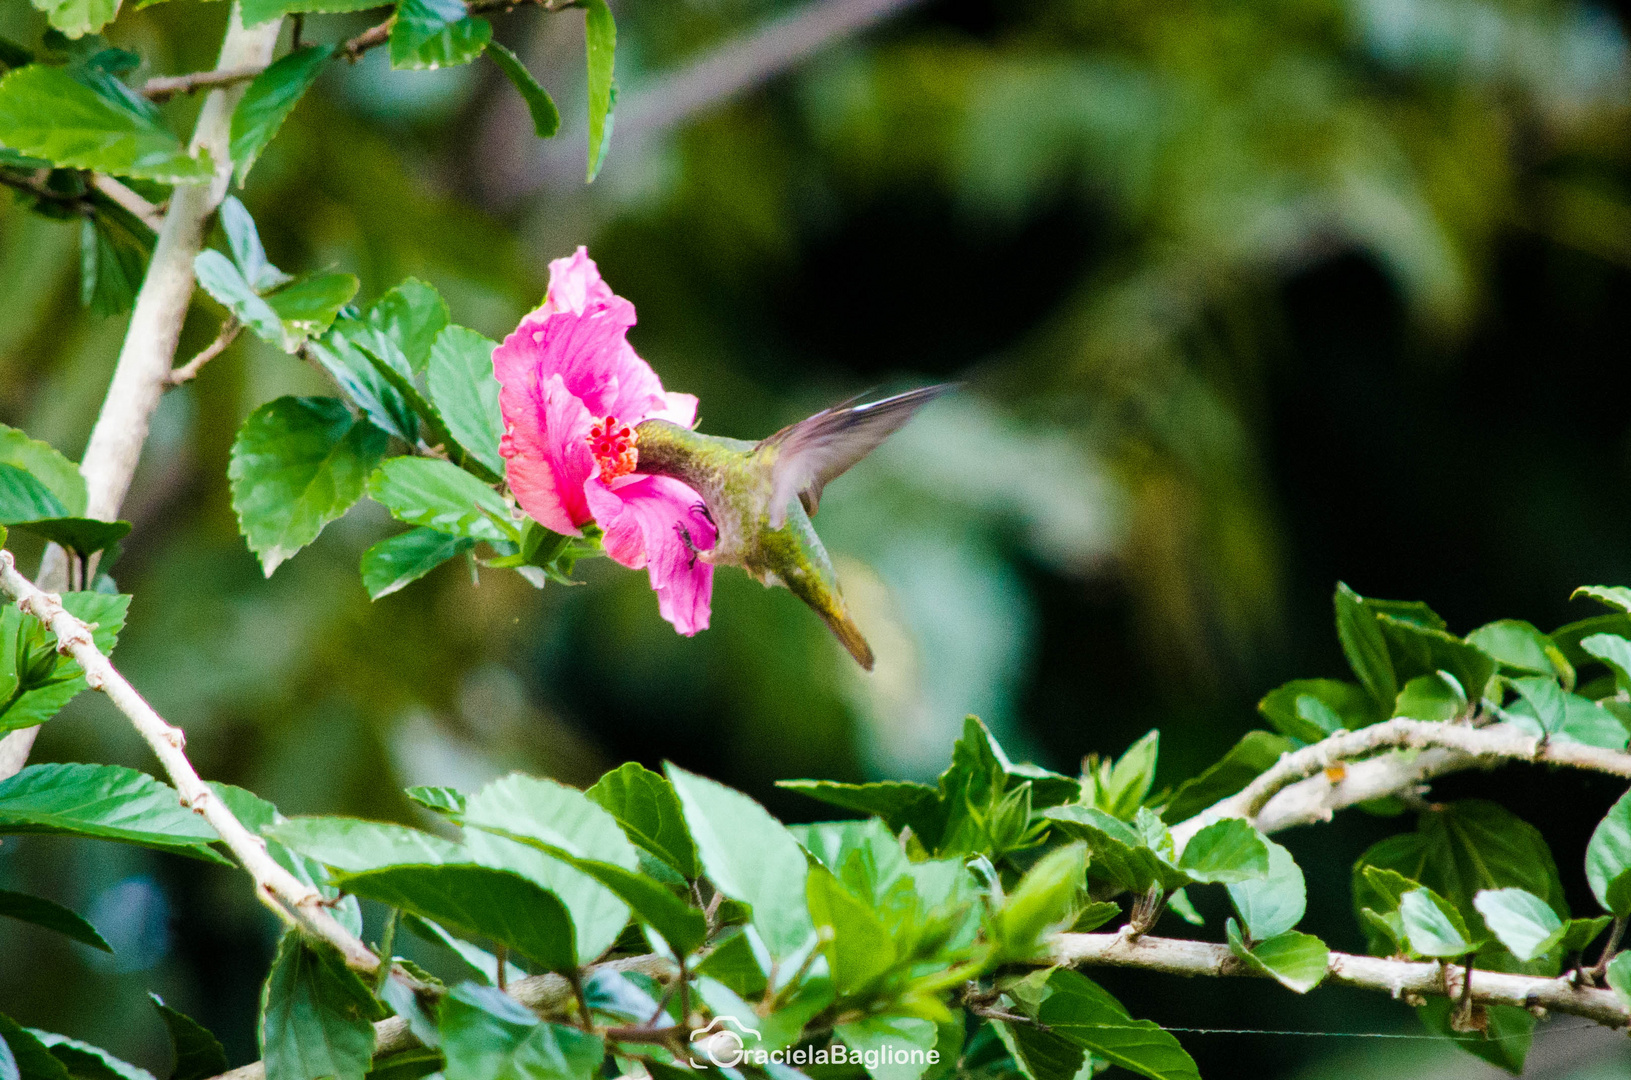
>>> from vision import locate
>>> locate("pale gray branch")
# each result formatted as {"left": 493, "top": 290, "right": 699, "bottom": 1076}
{"left": 168, "top": 319, "right": 242, "bottom": 385}
{"left": 90, "top": 175, "right": 167, "bottom": 233}
{"left": 141, "top": 63, "right": 267, "bottom": 102}
{"left": 1053, "top": 931, "right": 1630, "bottom": 1028}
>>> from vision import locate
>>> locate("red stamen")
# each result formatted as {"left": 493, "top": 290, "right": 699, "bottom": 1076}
{"left": 588, "top": 415, "right": 639, "bottom": 481}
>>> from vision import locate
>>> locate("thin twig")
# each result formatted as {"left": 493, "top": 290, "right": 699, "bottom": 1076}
{"left": 90, "top": 175, "right": 166, "bottom": 233}
{"left": 141, "top": 64, "right": 267, "bottom": 102}
{"left": 168, "top": 319, "right": 242, "bottom": 385}
{"left": 0, "top": 550, "right": 378, "bottom": 971}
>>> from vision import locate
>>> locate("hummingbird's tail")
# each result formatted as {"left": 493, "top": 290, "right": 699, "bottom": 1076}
{"left": 818, "top": 604, "right": 875, "bottom": 671}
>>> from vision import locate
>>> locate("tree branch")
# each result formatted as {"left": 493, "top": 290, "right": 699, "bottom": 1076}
{"left": 0, "top": 4, "right": 283, "bottom": 781}
{"left": 1169, "top": 717, "right": 1631, "bottom": 846}
{"left": 168, "top": 318, "right": 242, "bottom": 385}
{"left": 89, "top": 175, "right": 167, "bottom": 233}
{"left": 0, "top": 550, "right": 379, "bottom": 969}
{"left": 1052, "top": 932, "right": 1630, "bottom": 1028}
{"left": 141, "top": 64, "right": 266, "bottom": 102}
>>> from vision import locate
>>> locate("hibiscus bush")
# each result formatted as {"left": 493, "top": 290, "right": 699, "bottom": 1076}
{"left": 4, "top": 2, "right": 1631, "bottom": 1080}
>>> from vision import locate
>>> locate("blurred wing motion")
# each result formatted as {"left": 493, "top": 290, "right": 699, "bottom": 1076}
{"left": 763, "top": 384, "right": 954, "bottom": 528}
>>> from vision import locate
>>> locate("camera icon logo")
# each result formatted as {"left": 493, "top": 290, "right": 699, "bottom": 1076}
{"left": 688, "top": 1014, "right": 760, "bottom": 1068}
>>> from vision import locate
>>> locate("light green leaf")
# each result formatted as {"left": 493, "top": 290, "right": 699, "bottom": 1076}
{"left": 1468, "top": 620, "right": 1567, "bottom": 678}
{"left": 405, "top": 786, "right": 466, "bottom": 818}
{"left": 0, "top": 464, "right": 68, "bottom": 522}
{"left": 1175, "top": 818, "right": 1268, "bottom": 884}
{"left": 1334, "top": 583, "right": 1396, "bottom": 710}
{"left": 0, "top": 762, "right": 220, "bottom": 858}
{"left": 367, "top": 457, "right": 509, "bottom": 544}
{"left": 30, "top": 0, "right": 120, "bottom": 39}
{"left": 0, "top": 592, "right": 131, "bottom": 733}
{"left": 267, "top": 817, "right": 463, "bottom": 870}
{"left": 585, "top": 761, "right": 699, "bottom": 878}
{"left": 835, "top": 1016, "right": 937, "bottom": 1080}
{"left": 258, "top": 933, "right": 378, "bottom": 1080}
{"left": 1398, "top": 888, "right": 1474, "bottom": 957}
{"left": 0, "top": 889, "right": 110, "bottom": 951}
{"left": 149, "top": 995, "right": 228, "bottom": 1080}
{"left": 808, "top": 865, "right": 896, "bottom": 994}
{"left": 487, "top": 43, "right": 559, "bottom": 139}
{"left": 1587, "top": 787, "right": 1631, "bottom": 916}
{"left": 241, "top": 0, "right": 383, "bottom": 26}
{"left": 1393, "top": 671, "right": 1466, "bottom": 722}
{"left": 1573, "top": 586, "right": 1631, "bottom": 613}
{"left": 366, "top": 280, "right": 449, "bottom": 373}
{"left": 426, "top": 326, "right": 505, "bottom": 478}
{"left": 1035, "top": 969, "right": 1199, "bottom": 1080}
{"left": 1226, "top": 838, "right": 1304, "bottom": 941}
{"left": 265, "top": 274, "right": 360, "bottom": 347}
{"left": 390, "top": 0, "right": 491, "bottom": 71}
{"left": 438, "top": 984, "right": 603, "bottom": 1080}
{"left": 229, "top": 397, "right": 389, "bottom": 576}
{"left": 0, "top": 64, "right": 210, "bottom": 181}
{"left": 219, "top": 196, "right": 290, "bottom": 293}
{"left": 30, "top": 1032, "right": 156, "bottom": 1080}
{"left": 994, "top": 842, "right": 1087, "bottom": 958}
{"left": 230, "top": 45, "right": 334, "bottom": 187}
{"left": 0, "top": 425, "right": 85, "bottom": 514}
{"left": 667, "top": 763, "right": 814, "bottom": 959}
{"left": 360, "top": 527, "right": 474, "bottom": 599}
{"left": 1225, "top": 919, "right": 1328, "bottom": 993}
{"left": 1043, "top": 804, "right": 1184, "bottom": 897}
{"left": 195, "top": 250, "right": 286, "bottom": 347}
{"left": 1083, "top": 730, "right": 1157, "bottom": 819}
{"left": 582, "top": 0, "right": 616, "bottom": 181}
{"left": 1606, "top": 951, "right": 1631, "bottom": 1010}
{"left": 1473, "top": 888, "right": 1564, "bottom": 962}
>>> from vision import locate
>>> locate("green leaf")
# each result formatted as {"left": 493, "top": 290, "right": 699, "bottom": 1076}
{"left": 1503, "top": 677, "right": 1626, "bottom": 749}
{"left": 390, "top": 0, "right": 491, "bottom": 71}
{"left": 149, "top": 995, "right": 228, "bottom": 1080}
{"left": 990, "top": 1019, "right": 1083, "bottom": 1080}
{"left": 1398, "top": 888, "right": 1474, "bottom": 957}
{"left": 241, "top": 0, "right": 383, "bottom": 25}
{"left": 31, "top": 0, "right": 120, "bottom": 39}
{"left": 0, "top": 592, "right": 131, "bottom": 733}
{"left": 426, "top": 326, "right": 505, "bottom": 478}
{"left": 1587, "top": 787, "right": 1631, "bottom": 916}
{"left": 1334, "top": 583, "right": 1396, "bottom": 710}
{"left": 1583, "top": 633, "right": 1631, "bottom": 693}
{"left": 0, "top": 1016, "right": 70, "bottom": 1080}
{"left": 259, "top": 933, "right": 378, "bottom": 1080}
{"left": 775, "top": 779, "right": 940, "bottom": 838}
{"left": 360, "top": 527, "right": 474, "bottom": 599}
{"left": 0, "top": 425, "right": 85, "bottom": 515}
{"left": 834, "top": 1016, "right": 937, "bottom": 1080}
{"left": 1558, "top": 914, "right": 1613, "bottom": 955}
{"left": 0, "top": 464, "right": 67, "bottom": 522}
{"left": 267, "top": 816, "right": 463, "bottom": 870}
{"left": 1375, "top": 616, "right": 1496, "bottom": 706}
{"left": 264, "top": 274, "right": 360, "bottom": 346}
{"left": 667, "top": 763, "right": 813, "bottom": 959}
{"left": 582, "top": 0, "right": 616, "bottom": 181}
{"left": 585, "top": 762, "right": 698, "bottom": 879}
{"left": 1226, "top": 838, "right": 1304, "bottom": 941}
{"left": 1606, "top": 951, "right": 1631, "bottom": 1009}
{"left": 366, "top": 457, "right": 509, "bottom": 544}
{"left": 1574, "top": 586, "right": 1631, "bottom": 613}
{"left": 1043, "top": 805, "right": 1182, "bottom": 897}
{"left": 230, "top": 45, "right": 334, "bottom": 187}
{"left": 1175, "top": 818, "right": 1267, "bottom": 884}
{"left": 993, "top": 843, "right": 1086, "bottom": 959}
{"left": 305, "top": 326, "right": 418, "bottom": 444}
{"left": 1083, "top": 730, "right": 1158, "bottom": 819}
{"left": 194, "top": 250, "right": 287, "bottom": 348}
{"left": 9, "top": 518, "right": 130, "bottom": 558}
{"left": 808, "top": 865, "right": 897, "bottom": 994}
{"left": 0, "top": 762, "right": 221, "bottom": 858}
{"left": 219, "top": 196, "right": 291, "bottom": 293}
{"left": 402, "top": 915, "right": 524, "bottom": 988}
{"left": 1162, "top": 731, "right": 1293, "bottom": 823}
{"left": 487, "top": 43, "right": 559, "bottom": 139}
{"left": 1393, "top": 671, "right": 1467, "bottom": 722}
{"left": 405, "top": 786, "right": 466, "bottom": 817}
{"left": 1468, "top": 620, "right": 1568, "bottom": 678}
{"left": 30, "top": 1033, "right": 154, "bottom": 1080}
{"left": 230, "top": 398, "right": 389, "bottom": 576}
{"left": 79, "top": 212, "right": 150, "bottom": 317}
{"left": 552, "top": 854, "right": 708, "bottom": 956}
{"left": 367, "top": 280, "right": 450, "bottom": 373}
{"left": 0, "top": 888, "right": 109, "bottom": 951}
{"left": 0, "top": 64, "right": 210, "bottom": 181}
{"left": 1035, "top": 969, "right": 1198, "bottom": 1080}
{"left": 1225, "top": 919, "right": 1327, "bottom": 993}
{"left": 438, "top": 984, "right": 603, "bottom": 1080}
{"left": 334, "top": 864, "right": 577, "bottom": 973}
{"left": 1472, "top": 888, "right": 1565, "bottom": 962}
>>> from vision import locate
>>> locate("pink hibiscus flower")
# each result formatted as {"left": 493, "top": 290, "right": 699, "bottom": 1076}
{"left": 494, "top": 248, "right": 716, "bottom": 635}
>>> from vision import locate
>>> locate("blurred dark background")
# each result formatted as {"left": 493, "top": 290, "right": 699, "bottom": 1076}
{"left": 2, "top": 0, "right": 1631, "bottom": 1075}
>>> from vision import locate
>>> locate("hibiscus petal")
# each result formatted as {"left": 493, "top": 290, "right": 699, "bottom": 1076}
{"left": 500, "top": 373, "right": 595, "bottom": 534}
{"left": 586, "top": 475, "right": 716, "bottom": 636}
{"left": 539, "top": 246, "right": 618, "bottom": 317}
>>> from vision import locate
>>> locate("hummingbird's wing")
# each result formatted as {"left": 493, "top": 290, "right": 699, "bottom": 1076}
{"left": 762, "top": 384, "right": 953, "bottom": 528}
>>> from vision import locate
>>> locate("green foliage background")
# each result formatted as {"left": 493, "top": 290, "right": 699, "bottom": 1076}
{"left": 2, "top": 0, "right": 1631, "bottom": 1075}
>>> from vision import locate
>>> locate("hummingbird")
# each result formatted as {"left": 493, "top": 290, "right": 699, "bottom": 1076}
{"left": 632, "top": 385, "right": 953, "bottom": 671}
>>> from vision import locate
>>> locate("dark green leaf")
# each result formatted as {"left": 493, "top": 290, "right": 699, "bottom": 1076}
{"left": 585, "top": 761, "right": 698, "bottom": 878}
{"left": 990, "top": 1020, "right": 1082, "bottom": 1080}
{"left": 1225, "top": 919, "right": 1328, "bottom": 993}
{"left": 1334, "top": 583, "right": 1396, "bottom": 710}
{"left": 10, "top": 518, "right": 131, "bottom": 558}
{"left": 487, "top": 43, "right": 559, "bottom": 139}
{"left": 194, "top": 250, "right": 286, "bottom": 348}
{"left": 0, "top": 763, "right": 221, "bottom": 858}
{"left": 32, "top": 1032, "right": 156, "bottom": 1080}
{"left": 0, "top": 1016, "right": 70, "bottom": 1080}
{"left": 1162, "top": 731, "right": 1293, "bottom": 823}
{"left": 265, "top": 274, "right": 361, "bottom": 346}
{"left": 305, "top": 326, "right": 418, "bottom": 443}
{"left": 807, "top": 865, "right": 897, "bottom": 994}
{"left": 668, "top": 763, "right": 814, "bottom": 959}
{"left": 0, "top": 65, "right": 210, "bottom": 181}
{"left": 1375, "top": 615, "right": 1494, "bottom": 709}
{"left": 0, "top": 592, "right": 131, "bottom": 733}
{"left": 1587, "top": 787, "right": 1631, "bottom": 916}
{"left": 0, "top": 889, "right": 109, "bottom": 951}
{"left": 230, "top": 45, "right": 334, "bottom": 187}
{"left": 366, "top": 280, "right": 449, "bottom": 373}
{"left": 360, "top": 527, "right": 474, "bottom": 599}
{"left": 1043, "top": 804, "right": 1183, "bottom": 897}
{"left": 390, "top": 0, "right": 492, "bottom": 71}
{"left": 350, "top": 339, "right": 459, "bottom": 460}
{"left": 259, "top": 933, "right": 379, "bottom": 1080}
{"left": 0, "top": 425, "right": 86, "bottom": 514}
{"left": 775, "top": 779, "right": 940, "bottom": 838}
{"left": 425, "top": 326, "right": 505, "bottom": 478}
{"left": 79, "top": 213, "right": 150, "bottom": 317}
{"left": 1175, "top": 818, "right": 1267, "bottom": 884}
{"left": 1393, "top": 671, "right": 1466, "bottom": 722}
{"left": 438, "top": 983, "right": 603, "bottom": 1080}
{"left": 229, "top": 398, "right": 388, "bottom": 576}
{"left": 366, "top": 457, "right": 510, "bottom": 544}
{"left": 219, "top": 196, "right": 291, "bottom": 293}
{"left": 582, "top": 0, "right": 616, "bottom": 181}
{"left": 402, "top": 915, "right": 524, "bottom": 987}
{"left": 149, "top": 995, "right": 229, "bottom": 1080}
{"left": 1418, "top": 982, "right": 1532, "bottom": 1072}
{"left": 1035, "top": 969, "right": 1198, "bottom": 1080}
